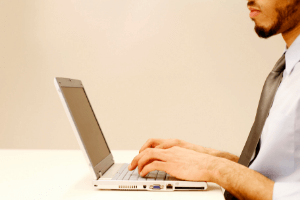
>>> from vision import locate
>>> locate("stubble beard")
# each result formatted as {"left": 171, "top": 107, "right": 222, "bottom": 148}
{"left": 253, "top": 2, "right": 299, "bottom": 38}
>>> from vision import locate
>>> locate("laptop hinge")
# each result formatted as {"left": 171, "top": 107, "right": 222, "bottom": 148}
{"left": 98, "top": 171, "right": 102, "bottom": 178}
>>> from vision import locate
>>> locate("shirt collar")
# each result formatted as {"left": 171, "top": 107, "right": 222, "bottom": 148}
{"left": 284, "top": 33, "right": 300, "bottom": 75}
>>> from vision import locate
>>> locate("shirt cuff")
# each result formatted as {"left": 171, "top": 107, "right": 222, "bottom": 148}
{"left": 273, "top": 182, "right": 300, "bottom": 200}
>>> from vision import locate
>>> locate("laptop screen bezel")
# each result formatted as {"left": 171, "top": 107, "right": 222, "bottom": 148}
{"left": 55, "top": 77, "right": 114, "bottom": 179}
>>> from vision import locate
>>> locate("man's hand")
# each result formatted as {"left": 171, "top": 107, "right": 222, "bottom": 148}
{"left": 139, "top": 138, "right": 239, "bottom": 163}
{"left": 128, "top": 146, "right": 216, "bottom": 182}
{"left": 139, "top": 138, "right": 208, "bottom": 153}
{"left": 128, "top": 146, "right": 274, "bottom": 200}
{"left": 139, "top": 138, "right": 194, "bottom": 152}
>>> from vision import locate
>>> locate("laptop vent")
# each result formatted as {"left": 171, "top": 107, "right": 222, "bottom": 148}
{"left": 119, "top": 185, "right": 138, "bottom": 190}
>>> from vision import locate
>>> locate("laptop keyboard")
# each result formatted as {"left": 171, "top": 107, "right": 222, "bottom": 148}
{"left": 111, "top": 163, "right": 179, "bottom": 181}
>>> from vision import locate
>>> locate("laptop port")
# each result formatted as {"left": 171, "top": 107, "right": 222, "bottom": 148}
{"left": 143, "top": 185, "right": 146, "bottom": 189}
{"left": 150, "top": 184, "right": 163, "bottom": 190}
{"left": 174, "top": 186, "right": 205, "bottom": 190}
{"left": 166, "top": 184, "right": 173, "bottom": 189}
{"left": 153, "top": 185, "right": 161, "bottom": 189}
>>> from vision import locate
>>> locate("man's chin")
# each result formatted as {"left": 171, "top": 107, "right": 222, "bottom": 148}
{"left": 254, "top": 25, "right": 278, "bottom": 39}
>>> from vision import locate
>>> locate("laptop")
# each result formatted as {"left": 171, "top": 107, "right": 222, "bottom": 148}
{"left": 54, "top": 77, "right": 207, "bottom": 191}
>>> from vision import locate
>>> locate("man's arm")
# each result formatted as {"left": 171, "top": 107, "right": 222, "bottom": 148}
{"left": 198, "top": 146, "right": 240, "bottom": 163}
{"left": 128, "top": 146, "right": 274, "bottom": 200}
{"left": 212, "top": 156, "right": 274, "bottom": 200}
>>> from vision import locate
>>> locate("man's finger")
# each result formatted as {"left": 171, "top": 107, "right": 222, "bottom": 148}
{"left": 129, "top": 148, "right": 158, "bottom": 170}
{"left": 137, "top": 149, "right": 169, "bottom": 173}
{"left": 155, "top": 142, "right": 171, "bottom": 149}
{"left": 128, "top": 150, "right": 146, "bottom": 170}
{"left": 139, "top": 161, "right": 169, "bottom": 177}
{"left": 139, "top": 138, "right": 161, "bottom": 153}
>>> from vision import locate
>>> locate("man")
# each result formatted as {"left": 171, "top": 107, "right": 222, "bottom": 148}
{"left": 128, "top": 0, "right": 300, "bottom": 199}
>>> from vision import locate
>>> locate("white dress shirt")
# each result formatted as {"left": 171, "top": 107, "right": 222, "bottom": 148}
{"left": 248, "top": 34, "right": 300, "bottom": 200}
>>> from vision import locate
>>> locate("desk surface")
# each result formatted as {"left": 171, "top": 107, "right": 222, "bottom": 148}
{"left": 0, "top": 150, "right": 225, "bottom": 200}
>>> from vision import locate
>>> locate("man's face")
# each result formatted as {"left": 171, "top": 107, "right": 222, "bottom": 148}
{"left": 247, "top": 0, "right": 300, "bottom": 38}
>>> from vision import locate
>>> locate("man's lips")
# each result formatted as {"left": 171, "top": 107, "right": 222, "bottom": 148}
{"left": 248, "top": 7, "right": 261, "bottom": 18}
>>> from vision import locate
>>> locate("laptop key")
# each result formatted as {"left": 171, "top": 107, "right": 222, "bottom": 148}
{"left": 138, "top": 176, "right": 147, "bottom": 181}
{"left": 138, "top": 171, "right": 150, "bottom": 181}
{"left": 123, "top": 170, "right": 134, "bottom": 180}
{"left": 112, "top": 164, "right": 129, "bottom": 180}
{"left": 117, "top": 168, "right": 130, "bottom": 180}
{"left": 166, "top": 175, "right": 180, "bottom": 181}
{"left": 155, "top": 176, "right": 165, "bottom": 181}
{"left": 157, "top": 171, "right": 166, "bottom": 176}
{"left": 146, "top": 177, "right": 156, "bottom": 181}
{"left": 156, "top": 174, "right": 166, "bottom": 180}
{"left": 112, "top": 173, "right": 121, "bottom": 180}
{"left": 149, "top": 171, "right": 158, "bottom": 177}
{"left": 165, "top": 174, "right": 171, "bottom": 180}
{"left": 128, "top": 168, "right": 139, "bottom": 181}
{"left": 129, "top": 174, "right": 139, "bottom": 181}
{"left": 132, "top": 167, "right": 139, "bottom": 174}
{"left": 146, "top": 170, "right": 158, "bottom": 181}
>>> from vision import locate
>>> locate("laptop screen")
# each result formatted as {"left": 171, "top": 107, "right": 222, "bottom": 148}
{"left": 61, "top": 87, "right": 110, "bottom": 167}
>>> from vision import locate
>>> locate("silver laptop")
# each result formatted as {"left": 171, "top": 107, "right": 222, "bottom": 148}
{"left": 54, "top": 77, "right": 207, "bottom": 191}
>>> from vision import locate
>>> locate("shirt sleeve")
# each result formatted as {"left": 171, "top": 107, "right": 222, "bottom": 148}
{"left": 273, "top": 182, "right": 300, "bottom": 200}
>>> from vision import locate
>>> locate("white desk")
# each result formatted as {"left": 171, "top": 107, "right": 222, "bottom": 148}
{"left": 0, "top": 150, "right": 225, "bottom": 200}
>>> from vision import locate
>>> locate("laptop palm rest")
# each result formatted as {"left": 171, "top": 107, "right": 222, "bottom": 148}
{"left": 100, "top": 163, "right": 126, "bottom": 180}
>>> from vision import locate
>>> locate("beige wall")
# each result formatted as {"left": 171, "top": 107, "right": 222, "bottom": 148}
{"left": 0, "top": 0, "right": 285, "bottom": 155}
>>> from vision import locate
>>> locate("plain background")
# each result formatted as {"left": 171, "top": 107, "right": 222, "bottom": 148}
{"left": 0, "top": 0, "right": 285, "bottom": 155}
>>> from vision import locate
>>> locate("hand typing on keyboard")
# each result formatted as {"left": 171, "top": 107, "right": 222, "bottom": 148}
{"left": 128, "top": 145, "right": 216, "bottom": 182}
{"left": 111, "top": 163, "right": 180, "bottom": 181}
{"left": 137, "top": 138, "right": 238, "bottom": 162}
{"left": 127, "top": 138, "right": 276, "bottom": 200}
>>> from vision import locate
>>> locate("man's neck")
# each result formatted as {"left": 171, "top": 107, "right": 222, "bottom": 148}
{"left": 282, "top": 23, "right": 300, "bottom": 49}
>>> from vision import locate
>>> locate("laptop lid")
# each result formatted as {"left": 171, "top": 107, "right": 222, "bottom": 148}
{"left": 54, "top": 77, "right": 114, "bottom": 179}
